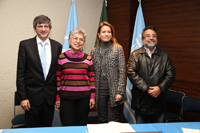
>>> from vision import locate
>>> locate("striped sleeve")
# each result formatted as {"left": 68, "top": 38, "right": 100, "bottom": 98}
{"left": 56, "top": 53, "right": 64, "bottom": 101}
{"left": 87, "top": 55, "right": 96, "bottom": 99}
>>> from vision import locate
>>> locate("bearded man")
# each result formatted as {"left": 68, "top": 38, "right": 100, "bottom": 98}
{"left": 127, "top": 26, "right": 176, "bottom": 123}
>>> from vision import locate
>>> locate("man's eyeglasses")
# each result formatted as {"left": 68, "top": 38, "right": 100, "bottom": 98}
{"left": 72, "top": 37, "right": 84, "bottom": 42}
{"left": 145, "top": 35, "right": 157, "bottom": 38}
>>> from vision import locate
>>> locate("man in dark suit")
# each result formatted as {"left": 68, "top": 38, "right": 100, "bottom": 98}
{"left": 17, "top": 15, "right": 62, "bottom": 127}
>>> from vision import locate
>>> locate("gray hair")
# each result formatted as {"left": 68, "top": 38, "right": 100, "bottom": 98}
{"left": 68, "top": 28, "right": 87, "bottom": 43}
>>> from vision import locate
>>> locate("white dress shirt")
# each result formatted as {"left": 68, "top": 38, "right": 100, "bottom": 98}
{"left": 36, "top": 36, "right": 52, "bottom": 78}
{"left": 144, "top": 46, "right": 156, "bottom": 58}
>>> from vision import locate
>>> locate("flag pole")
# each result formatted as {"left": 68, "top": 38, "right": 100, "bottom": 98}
{"left": 123, "top": 1, "right": 145, "bottom": 124}
{"left": 62, "top": 0, "right": 78, "bottom": 52}
{"left": 94, "top": 0, "right": 108, "bottom": 47}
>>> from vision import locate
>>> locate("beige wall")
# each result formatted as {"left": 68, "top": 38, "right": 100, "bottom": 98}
{"left": 0, "top": 0, "right": 102, "bottom": 128}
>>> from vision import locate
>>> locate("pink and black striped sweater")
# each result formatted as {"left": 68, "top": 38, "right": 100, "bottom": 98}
{"left": 56, "top": 50, "right": 95, "bottom": 101}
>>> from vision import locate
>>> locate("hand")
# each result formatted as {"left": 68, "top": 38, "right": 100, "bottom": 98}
{"left": 20, "top": 99, "right": 31, "bottom": 111}
{"left": 55, "top": 101, "right": 60, "bottom": 110}
{"left": 89, "top": 98, "right": 95, "bottom": 109}
{"left": 148, "top": 86, "right": 161, "bottom": 98}
{"left": 115, "top": 94, "right": 122, "bottom": 102}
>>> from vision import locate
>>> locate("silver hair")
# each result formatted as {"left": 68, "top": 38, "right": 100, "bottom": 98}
{"left": 68, "top": 27, "right": 87, "bottom": 43}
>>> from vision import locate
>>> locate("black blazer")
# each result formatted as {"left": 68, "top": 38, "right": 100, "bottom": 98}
{"left": 17, "top": 37, "right": 62, "bottom": 106}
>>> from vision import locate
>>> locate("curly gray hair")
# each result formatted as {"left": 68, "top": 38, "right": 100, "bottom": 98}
{"left": 68, "top": 27, "right": 87, "bottom": 43}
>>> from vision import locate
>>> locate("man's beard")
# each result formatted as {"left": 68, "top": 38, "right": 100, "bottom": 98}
{"left": 144, "top": 39, "right": 157, "bottom": 49}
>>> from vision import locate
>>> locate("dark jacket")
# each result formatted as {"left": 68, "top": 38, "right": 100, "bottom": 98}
{"left": 127, "top": 46, "right": 176, "bottom": 115}
{"left": 17, "top": 37, "right": 62, "bottom": 106}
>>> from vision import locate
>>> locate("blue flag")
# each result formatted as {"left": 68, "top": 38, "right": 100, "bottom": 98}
{"left": 62, "top": 0, "right": 78, "bottom": 52}
{"left": 123, "top": 2, "right": 145, "bottom": 124}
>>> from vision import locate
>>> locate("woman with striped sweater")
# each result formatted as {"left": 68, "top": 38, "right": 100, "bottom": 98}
{"left": 55, "top": 28, "right": 95, "bottom": 126}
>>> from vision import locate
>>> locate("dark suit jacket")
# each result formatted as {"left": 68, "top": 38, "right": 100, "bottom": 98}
{"left": 17, "top": 36, "right": 62, "bottom": 106}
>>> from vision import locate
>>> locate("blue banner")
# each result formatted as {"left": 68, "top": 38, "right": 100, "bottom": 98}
{"left": 123, "top": 2, "right": 145, "bottom": 124}
{"left": 62, "top": 0, "right": 78, "bottom": 52}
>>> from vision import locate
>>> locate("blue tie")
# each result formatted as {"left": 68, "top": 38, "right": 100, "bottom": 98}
{"left": 40, "top": 42, "right": 47, "bottom": 80}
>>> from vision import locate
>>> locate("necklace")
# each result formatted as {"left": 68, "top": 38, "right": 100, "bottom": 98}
{"left": 100, "top": 47, "right": 107, "bottom": 81}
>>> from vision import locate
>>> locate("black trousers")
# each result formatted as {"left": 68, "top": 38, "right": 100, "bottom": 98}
{"left": 60, "top": 97, "right": 90, "bottom": 126}
{"left": 25, "top": 99, "right": 54, "bottom": 127}
{"left": 98, "top": 89, "right": 119, "bottom": 123}
{"left": 135, "top": 111, "right": 164, "bottom": 124}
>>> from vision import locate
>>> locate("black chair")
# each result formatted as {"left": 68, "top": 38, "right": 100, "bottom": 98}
{"left": 164, "top": 89, "right": 185, "bottom": 122}
{"left": 182, "top": 96, "right": 200, "bottom": 122}
{"left": 11, "top": 91, "right": 26, "bottom": 128}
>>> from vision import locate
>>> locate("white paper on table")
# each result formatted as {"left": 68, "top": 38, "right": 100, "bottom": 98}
{"left": 182, "top": 127, "right": 200, "bottom": 133}
{"left": 109, "top": 121, "right": 136, "bottom": 133}
{"left": 87, "top": 121, "right": 135, "bottom": 133}
{"left": 87, "top": 123, "right": 113, "bottom": 133}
